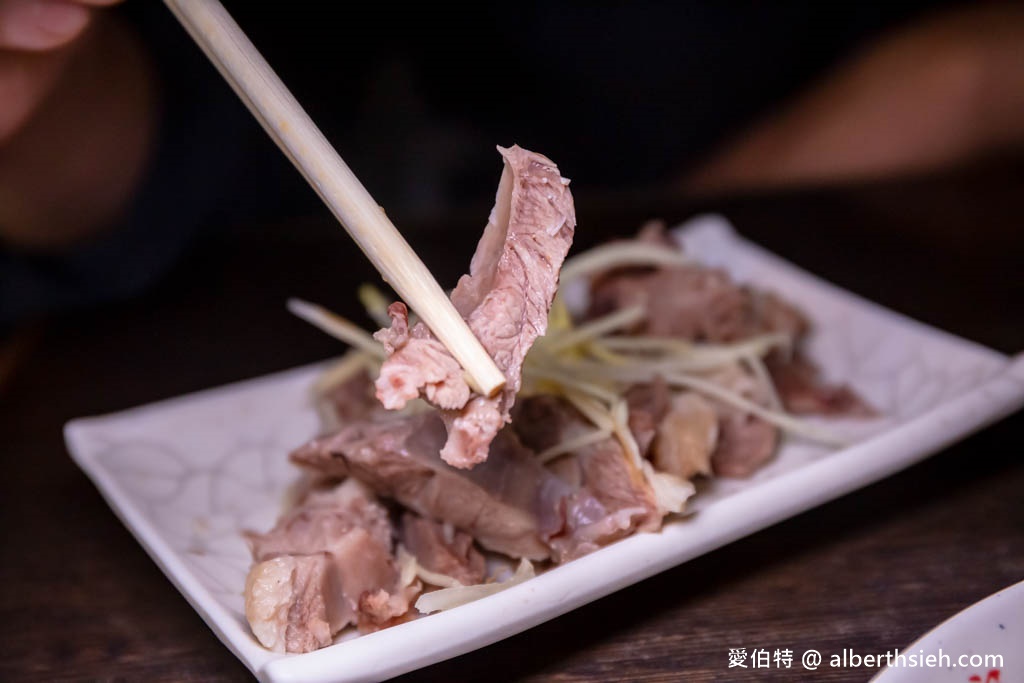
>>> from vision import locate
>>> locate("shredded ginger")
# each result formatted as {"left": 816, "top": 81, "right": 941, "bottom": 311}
{"left": 415, "top": 559, "right": 536, "bottom": 614}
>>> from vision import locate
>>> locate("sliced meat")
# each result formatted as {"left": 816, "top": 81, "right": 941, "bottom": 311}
{"left": 714, "top": 413, "right": 777, "bottom": 478}
{"left": 374, "top": 145, "right": 576, "bottom": 469}
{"left": 624, "top": 378, "right": 671, "bottom": 456}
{"left": 556, "top": 438, "right": 661, "bottom": 560}
{"left": 704, "top": 364, "right": 779, "bottom": 477}
{"left": 245, "top": 554, "right": 334, "bottom": 653}
{"left": 651, "top": 392, "right": 718, "bottom": 480}
{"left": 291, "top": 412, "right": 565, "bottom": 560}
{"left": 400, "top": 513, "right": 486, "bottom": 586}
{"left": 292, "top": 407, "right": 656, "bottom": 564}
{"left": 513, "top": 395, "right": 663, "bottom": 561}
{"left": 437, "top": 394, "right": 507, "bottom": 469}
{"left": 373, "top": 303, "right": 471, "bottom": 411}
{"left": 767, "top": 354, "right": 875, "bottom": 416}
{"left": 590, "top": 264, "right": 807, "bottom": 342}
{"left": 246, "top": 480, "right": 393, "bottom": 561}
{"left": 587, "top": 231, "right": 806, "bottom": 343}
{"left": 243, "top": 480, "right": 417, "bottom": 653}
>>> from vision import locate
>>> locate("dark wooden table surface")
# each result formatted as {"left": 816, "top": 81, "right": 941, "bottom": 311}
{"left": 2, "top": 161, "right": 1023, "bottom": 682}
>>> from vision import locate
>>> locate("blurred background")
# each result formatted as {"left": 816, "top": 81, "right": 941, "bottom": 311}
{"left": 1, "top": 0, "right": 1023, "bottom": 356}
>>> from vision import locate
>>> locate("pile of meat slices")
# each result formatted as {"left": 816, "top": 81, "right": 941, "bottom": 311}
{"left": 243, "top": 146, "right": 872, "bottom": 653}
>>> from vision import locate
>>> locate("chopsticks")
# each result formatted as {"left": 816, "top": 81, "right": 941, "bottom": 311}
{"left": 162, "top": 0, "right": 506, "bottom": 398}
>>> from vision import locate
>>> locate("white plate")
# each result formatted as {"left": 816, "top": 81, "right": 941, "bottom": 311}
{"left": 872, "top": 580, "right": 1023, "bottom": 683}
{"left": 65, "top": 215, "right": 1024, "bottom": 683}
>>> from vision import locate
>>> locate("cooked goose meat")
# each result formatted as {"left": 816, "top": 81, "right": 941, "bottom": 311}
{"left": 292, "top": 405, "right": 663, "bottom": 563}
{"left": 243, "top": 480, "right": 417, "bottom": 653}
{"left": 650, "top": 392, "right": 718, "bottom": 480}
{"left": 375, "top": 145, "right": 576, "bottom": 469}
{"left": 291, "top": 412, "right": 564, "bottom": 560}
{"left": 512, "top": 395, "right": 663, "bottom": 560}
{"left": 400, "top": 513, "right": 486, "bottom": 586}
{"left": 704, "top": 364, "right": 779, "bottom": 477}
{"left": 589, "top": 261, "right": 807, "bottom": 342}
{"left": 623, "top": 378, "right": 671, "bottom": 456}
{"left": 768, "top": 354, "right": 875, "bottom": 416}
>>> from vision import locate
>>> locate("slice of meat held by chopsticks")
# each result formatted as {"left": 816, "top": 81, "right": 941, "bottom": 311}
{"left": 375, "top": 145, "right": 577, "bottom": 469}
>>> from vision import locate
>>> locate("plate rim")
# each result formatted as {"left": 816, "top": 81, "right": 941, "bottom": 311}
{"left": 870, "top": 578, "right": 1024, "bottom": 682}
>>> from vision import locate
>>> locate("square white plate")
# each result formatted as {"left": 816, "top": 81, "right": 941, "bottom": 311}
{"left": 66, "top": 215, "right": 1024, "bottom": 683}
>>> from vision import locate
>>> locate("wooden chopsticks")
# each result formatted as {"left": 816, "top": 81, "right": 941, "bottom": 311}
{"left": 163, "top": 0, "right": 505, "bottom": 397}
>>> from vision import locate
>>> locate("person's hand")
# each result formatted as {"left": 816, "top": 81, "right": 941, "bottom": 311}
{"left": 0, "top": 0, "right": 155, "bottom": 249}
{"left": 0, "top": 0, "right": 121, "bottom": 143}
{"left": 685, "top": 3, "right": 1024, "bottom": 194}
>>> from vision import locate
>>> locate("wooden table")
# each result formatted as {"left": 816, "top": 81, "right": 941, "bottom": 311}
{"left": 3, "top": 161, "right": 1022, "bottom": 682}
